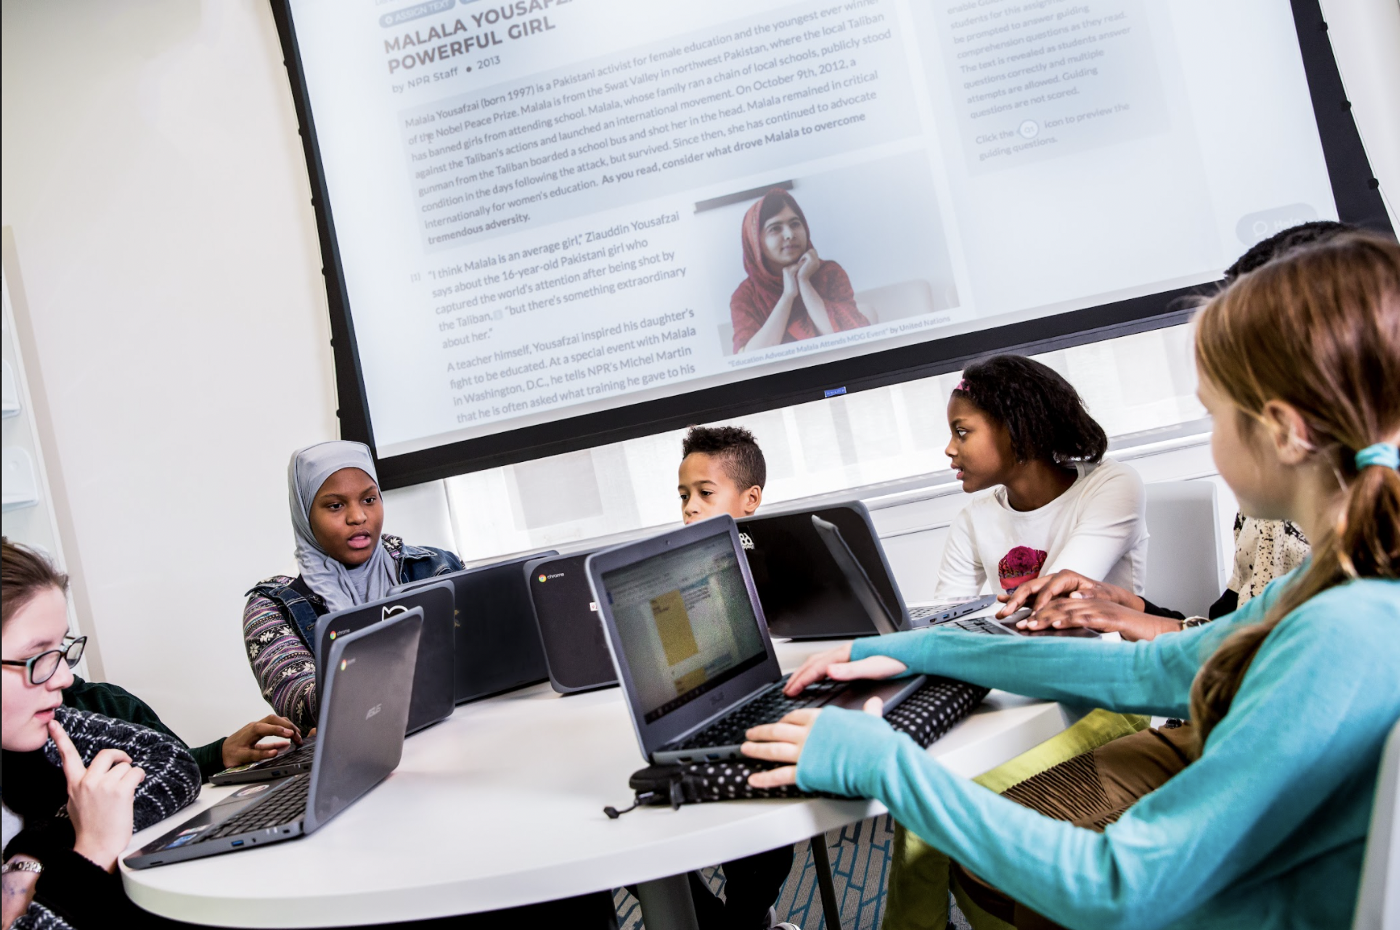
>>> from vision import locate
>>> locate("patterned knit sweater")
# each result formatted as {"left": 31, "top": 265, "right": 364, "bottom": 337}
{"left": 4, "top": 706, "right": 201, "bottom": 929}
{"left": 242, "top": 536, "right": 415, "bottom": 733}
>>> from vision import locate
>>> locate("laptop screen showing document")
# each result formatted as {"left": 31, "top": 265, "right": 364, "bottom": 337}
{"left": 602, "top": 532, "right": 769, "bottom": 725}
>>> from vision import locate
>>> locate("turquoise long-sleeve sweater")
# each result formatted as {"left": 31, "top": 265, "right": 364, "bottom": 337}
{"left": 796, "top": 575, "right": 1400, "bottom": 929}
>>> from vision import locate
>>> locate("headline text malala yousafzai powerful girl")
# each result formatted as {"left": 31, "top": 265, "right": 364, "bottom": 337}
{"left": 729, "top": 189, "right": 870, "bottom": 353}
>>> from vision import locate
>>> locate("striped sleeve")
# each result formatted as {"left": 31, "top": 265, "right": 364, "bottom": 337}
{"left": 242, "top": 583, "right": 318, "bottom": 733}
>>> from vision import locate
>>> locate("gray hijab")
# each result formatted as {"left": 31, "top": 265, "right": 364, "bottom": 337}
{"left": 288, "top": 440, "right": 397, "bottom": 613}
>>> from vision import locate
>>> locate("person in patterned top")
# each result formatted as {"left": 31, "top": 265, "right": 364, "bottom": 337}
{"left": 242, "top": 441, "right": 463, "bottom": 734}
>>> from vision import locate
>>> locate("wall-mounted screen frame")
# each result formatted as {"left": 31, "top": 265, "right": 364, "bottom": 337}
{"left": 269, "top": 0, "right": 1390, "bottom": 489}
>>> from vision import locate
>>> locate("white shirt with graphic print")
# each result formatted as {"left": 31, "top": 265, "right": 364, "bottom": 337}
{"left": 931, "top": 458, "right": 1148, "bottom": 600}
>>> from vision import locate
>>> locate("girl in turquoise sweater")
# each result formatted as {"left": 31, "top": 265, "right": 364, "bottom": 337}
{"left": 739, "top": 232, "right": 1400, "bottom": 929}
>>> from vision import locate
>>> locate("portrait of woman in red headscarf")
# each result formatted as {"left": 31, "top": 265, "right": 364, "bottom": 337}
{"left": 729, "top": 189, "right": 869, "bottom": 354}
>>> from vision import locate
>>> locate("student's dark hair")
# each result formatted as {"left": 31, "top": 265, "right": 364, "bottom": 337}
{"left": 1191, "top": 233, "right": 1400, "bottom": 749}
{"left": 681, "top": 425, "right": 767, "bottom": 491}
{"left": 757, "top": 189, "right": 807, "bottom": 232}
{"left": 1, "top": 537, "right": 69, "bottom": 629}
{"left": 952, "top": 355, "right": 1107, "bottom": 465}
{"left": 1223, "top": 221, "right": 1354, "bottom": 283}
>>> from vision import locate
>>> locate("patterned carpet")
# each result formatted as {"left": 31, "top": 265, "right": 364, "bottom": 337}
{"left": 613, "top": 813, "right": 974, "bottom": 929}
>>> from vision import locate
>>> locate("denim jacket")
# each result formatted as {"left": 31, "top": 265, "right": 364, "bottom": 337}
{"left": 246, "top": 535, "right": 463, "bottom": 647}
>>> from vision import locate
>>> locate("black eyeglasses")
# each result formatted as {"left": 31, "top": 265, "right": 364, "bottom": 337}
{"left": 1, "top": 636, "right": 86, "bottom": 685}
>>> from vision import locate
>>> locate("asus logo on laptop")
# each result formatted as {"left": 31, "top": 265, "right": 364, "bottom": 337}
{"left": 365, "top": 703, "right": 382, "bottom": 720}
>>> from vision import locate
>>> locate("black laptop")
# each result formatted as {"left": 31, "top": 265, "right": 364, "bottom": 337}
{"left": 209, "top": 584, "right": 456, "bottom": 786}
{"left": 812, "top": 516, "right": 1098, "bottom": 638}
{"left": 314, "top": 583, "right": 455, "bottom": 732}
{"left": 586, "top": 515, "right": 927, "bottom": 765}
{"left": 525, "top": 504, "right": 996, "bottom": 694}
{"left": 739, "top": 502, "right": 995, "bottom": 639}
{"left": 126, "top": 609, "right": 421, "bottom": 868}
{"left": 395, "top": 551, "right": 557, "bottom": 703}
{"left": 524, "top": 550, "right": 617, "bottom": 694}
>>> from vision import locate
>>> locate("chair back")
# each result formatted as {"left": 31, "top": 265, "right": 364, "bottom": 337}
{"left": 1142, "top": 481, "right": 1221, "bottom": 618}
{"left": 1354, "top": 715, "right": 1400, "bottom": 929}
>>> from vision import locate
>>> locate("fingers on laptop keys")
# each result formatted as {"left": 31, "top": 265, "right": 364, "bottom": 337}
{"left": 222, "top": 715, "right": 301, "bottom": 768}
{"left": 741, "top": 697, "right": 885, "bottom": 788}
{"left": 829, "top": 655, "right": 909, "bottom": 682}
{"left": 742, "top": 709, "right": 818, "bottom": 757}
{"left": 742, "top": 708, "right": 820, "bottom": 788}
{"left": 997, "top": 572, "right": 1068, "bottom": 617}
{"left": 782, "top": 644, "right": 854, "bottom": 695}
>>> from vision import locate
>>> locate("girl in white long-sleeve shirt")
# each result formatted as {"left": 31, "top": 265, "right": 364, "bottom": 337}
{"left": 933, "top": 355, "right": 1148, "bottom": 600}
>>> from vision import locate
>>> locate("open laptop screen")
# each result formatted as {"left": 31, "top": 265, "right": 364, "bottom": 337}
{"left": 602, "top": 533, "right": 767, "bottom": 724}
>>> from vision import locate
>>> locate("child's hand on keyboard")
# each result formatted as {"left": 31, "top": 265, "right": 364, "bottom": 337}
{"left": 996, "top": 569, "right": 1144, "bottom": 618}
{"left": 784, "top": 644, "right": 908, "bottom": 697}
{"left": 741, "top": 696, "right": 885, "bottom": 788}
{"left": 220, "top": 714, "right": 300, "bottom": 769}
{"left": 1016, "top": 598, "right": 1182, "bottom": 641}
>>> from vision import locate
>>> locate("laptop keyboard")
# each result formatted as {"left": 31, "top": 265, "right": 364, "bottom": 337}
{"left": 252, "top": 740, "right": 316, "bottom": 769}
{"left": 201, "top": 775, "right": 310, "bottom": 841}
{"left": 671, "top": 679, "right": 844, "bottom": 751}
{"left": 945, "top": 616, "right": 1014, "bottom": 635}
{"left": 909, "top": 604, "right": 946, "bottom": 621}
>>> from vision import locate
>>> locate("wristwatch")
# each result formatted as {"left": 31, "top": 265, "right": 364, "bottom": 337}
{"left": 1, "top": 858, "right": 43, "bottom": 876}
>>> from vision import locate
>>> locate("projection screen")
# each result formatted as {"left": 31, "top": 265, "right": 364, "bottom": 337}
{"left": 270, "top": 0, "right": 1390, "bottom": 488}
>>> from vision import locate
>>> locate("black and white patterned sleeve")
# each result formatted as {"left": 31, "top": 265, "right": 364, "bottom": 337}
{"left": 12, "top": 901, "right": 76, "bottom": 930}
{"left": 43, "top": 707, "right": 201, "bottom": 831}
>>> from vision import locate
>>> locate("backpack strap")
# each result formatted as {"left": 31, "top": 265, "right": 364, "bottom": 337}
{"left": 247, "top": 575, "right": 328, "bottom": 649}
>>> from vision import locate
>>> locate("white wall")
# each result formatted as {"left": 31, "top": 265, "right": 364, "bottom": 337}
{"left": 1, "top": 0, "right": 1396, "bottom": 745}
{"left": 1, "top": 1, "right": 336, "bottom": 743}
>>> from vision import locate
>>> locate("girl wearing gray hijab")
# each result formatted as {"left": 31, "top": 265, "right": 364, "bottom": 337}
{"left": 241, "top": 441, "right": 463, "bottom": 734}
{"left": 241, "top": 444, "right": 622, "bottom": 928}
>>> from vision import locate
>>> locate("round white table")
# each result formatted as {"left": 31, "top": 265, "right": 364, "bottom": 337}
{"left": 122, "top": 640, "right": 1078, "bottom": 928}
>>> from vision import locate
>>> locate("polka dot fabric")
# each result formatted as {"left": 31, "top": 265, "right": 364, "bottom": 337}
{"left": 625, "top": 677, "right": 989, "bottom": 805}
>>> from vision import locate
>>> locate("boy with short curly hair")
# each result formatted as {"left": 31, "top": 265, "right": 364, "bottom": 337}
{"left": 678, "top": 425, "right": 766, "bottom": 525}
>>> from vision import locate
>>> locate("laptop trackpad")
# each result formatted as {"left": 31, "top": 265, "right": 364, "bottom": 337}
{"left": 821, "top": 675, "right": 927, "bottom": 713}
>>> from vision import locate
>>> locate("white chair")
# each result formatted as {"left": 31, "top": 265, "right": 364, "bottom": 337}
{"left": 1142, "top": 481, "right": 1222, "bottom": 618}
{"left": 1355, "top": 716, "right": 1400, "bottom": 929}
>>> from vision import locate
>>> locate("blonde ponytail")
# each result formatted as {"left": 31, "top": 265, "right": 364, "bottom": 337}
{"left": 1190, "top": 234, "right": 1400, "bottom": 747}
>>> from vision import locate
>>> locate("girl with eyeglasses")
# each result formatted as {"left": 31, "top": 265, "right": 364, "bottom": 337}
{"left": 1, "top": 538, "right": 204, "bottom": 929}
{"left": 3, "top": 538, "right": 624, "bottom": 930}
